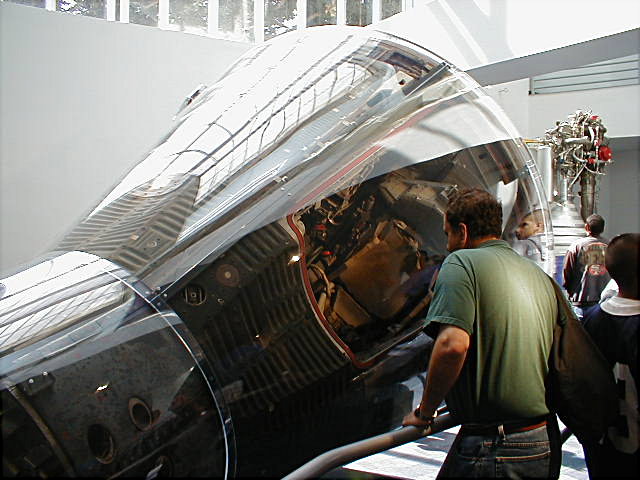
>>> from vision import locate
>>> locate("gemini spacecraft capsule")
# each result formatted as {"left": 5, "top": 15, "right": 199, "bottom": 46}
{"left": 0, "top": 26, "right": 551, "bottom": 478}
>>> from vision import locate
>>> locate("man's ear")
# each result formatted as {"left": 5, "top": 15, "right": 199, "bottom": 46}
{"left": 459, "top": 222, "right": 470, "bottom": 247}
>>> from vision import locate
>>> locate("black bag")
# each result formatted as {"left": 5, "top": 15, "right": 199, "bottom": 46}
{"left": 546, "top": 277, "right": 618, "bottom": 445}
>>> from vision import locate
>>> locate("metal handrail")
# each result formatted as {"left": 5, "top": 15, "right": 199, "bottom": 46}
{"left": 283, "top": 415, "right": 574, "bottom": 479}
{"left": 283, "top": 412, "right": 457, "bottom": 480}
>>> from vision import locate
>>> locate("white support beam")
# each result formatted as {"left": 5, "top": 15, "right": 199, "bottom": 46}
{"left": 337, "top": 0, "right": 346, "bottom": 26}
{"left": 297, "top": 0, "right": 307, "bottom": 31}
{"left": 402, "top": 0, "right": 414, "bottom": 11}
{"left": 158, "top": 0, "right": 169, "bottom": 29}
{"left": 208, "top": 0, "right": 220, "bottom": 36}
{"left": 120, "top": 0, "right": 130, "bottom": 23}
{"left": 469, "top": 28, "right": 640, "bottom": 86}
{"left": 106, "top": 0, "right": 116, "bottom": 21}
{"left": 372, "top": 0, "right": 381, "bottom": 24}
{"left": 44, "top": 0, "right": 55, "bottom": 11}
{"left": 254, "top": 0, "right": 265, "bottom": 43}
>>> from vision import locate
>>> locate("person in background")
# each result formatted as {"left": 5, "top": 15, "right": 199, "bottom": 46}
{"left": 582, "top": 233, "right": 639, "bottom": 478}
{"left": 563, "top": 214, "right": 611, "bottom": 319}
{"left": 512, "top": 209, "right": 545, "bottom": 266}
{"left": 403, "top": 188, "right": 560, "bottom": 478}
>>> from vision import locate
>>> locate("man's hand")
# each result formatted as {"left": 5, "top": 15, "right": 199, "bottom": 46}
{"left": 402, "top": 408, "right": 435, "bottom": 428}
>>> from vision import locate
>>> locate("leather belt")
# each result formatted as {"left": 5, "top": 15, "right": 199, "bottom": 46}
{"left": 460, "top": 416, "right": 548, "bottom": 436}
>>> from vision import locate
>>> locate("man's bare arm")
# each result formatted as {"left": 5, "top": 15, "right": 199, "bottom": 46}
{"left": 403, "top": 324, "right": 470, "bottom": 427}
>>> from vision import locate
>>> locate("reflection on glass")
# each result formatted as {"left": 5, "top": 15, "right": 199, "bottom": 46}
{"left": 219, "top": 0, "right": 254, "bottom": 42}
{"left": 346, "top": 0, "right": 371, "bottom": 26}
{"left": 381, "top": 0, "right": 402, "bottom": 19}
{"left": 264, "top": 0, "right": 297, "bottom": 41}
{"left": 307, "top": 0, "right": 336, "bottom": 27}
{"left": 130, "top": 0, "right": 159, "bottom": 27}
{"left": 58, "top": 0, "right": 106, "bottom": 19}
{"left": 169, "top": 0, "right": 208, "bottom": 33}
{"left": 0, "top": 267, "right": 230, "bottom": 476}
{"left": 0, "top": 251, "right": 129, "bottom": 354}
{"left": 53, "top": 26, "right": 546, "bottom": 296}
{"left": 7, "top": 0, "right": 46, "bottom": 8}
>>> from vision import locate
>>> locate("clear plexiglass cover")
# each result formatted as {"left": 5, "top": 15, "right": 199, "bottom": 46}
{"left": 54, "top": 26, "right": 553, "bottom": 291}
{"left": 0, "top": 26, "right": 553, "bottom": 478}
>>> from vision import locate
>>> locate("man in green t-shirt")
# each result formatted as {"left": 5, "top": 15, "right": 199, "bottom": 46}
{"left": 402, "top": 188, "right": 561, "bottom": 478}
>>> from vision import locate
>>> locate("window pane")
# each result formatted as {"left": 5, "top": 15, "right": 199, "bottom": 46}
{"left": 220, "top": 0, "right": 254, "bottom": 42}
{"left": 170, "top": 0, "right": 208, "bottom": 33}
{"left": 58, "top": 0, "right": 106, "bottom": 19}
{"left": 307, "top": 0, "right": 336, "bottom": 27}
{"left": 381, "top": 0, "right": 402, "bottom": 19}
{"left": 8, "top": 0, "right": 46, "bottom": 8}
{"left": 130, "top": 0, "right": 159, "bottom": 27}
{"left": 265, "top": 0, "right": 297, "bottom": 41}
{"left": 346, "top": 0, "right": 371, "bottom": 26}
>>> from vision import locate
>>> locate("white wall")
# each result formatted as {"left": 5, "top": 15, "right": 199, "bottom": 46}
{"left": 527, "top": 84, "right": 640, "bottom": 140}
{"left": 0, "top": 3, "right": 251, "bottom": 271}
{"left": 485, "top": 79, "right": 640, "bottom": 140}
{"left": 598, "top": 145, "right": 640, "bottom": 238}
{"left": 484, "top": 79, "right": 530, "bottom": 137}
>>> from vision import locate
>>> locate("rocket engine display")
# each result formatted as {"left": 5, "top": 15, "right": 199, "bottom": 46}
{"left": 529, "top": 110, "right": 613, "bottom": 275}
{"left": 1, "top": 26, "right": 551, "bottom": 477}
{"left": 543, "top": 110, "right": 612, "bottom": 220}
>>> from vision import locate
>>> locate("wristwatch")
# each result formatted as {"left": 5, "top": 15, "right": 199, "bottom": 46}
{"left": 414, "top": 406, "right": 436, "bottom": 424}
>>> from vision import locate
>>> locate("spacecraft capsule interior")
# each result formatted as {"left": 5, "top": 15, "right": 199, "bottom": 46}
{"left": 1, "top": 26, "right": 553, "bottom": 477}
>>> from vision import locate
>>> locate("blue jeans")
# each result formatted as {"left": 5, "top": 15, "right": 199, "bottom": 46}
{"left": 438, "top": 417, "right": 561, "bottom": 478}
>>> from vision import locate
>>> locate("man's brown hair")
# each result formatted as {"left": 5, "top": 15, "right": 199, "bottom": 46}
{"left": 445, "top": 188, "right": 502, "bottom": 239}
